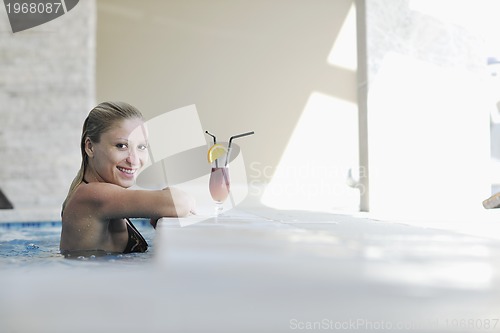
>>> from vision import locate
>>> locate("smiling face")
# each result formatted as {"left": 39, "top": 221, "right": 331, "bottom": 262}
{"left": 84, "top": 118, "right": 149, "bottom": 188}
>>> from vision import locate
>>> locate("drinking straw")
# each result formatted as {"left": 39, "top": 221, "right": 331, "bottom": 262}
{"left": 205, "top": 130, "right": 217, "bottom": 144}
{"left": 205, "top": 130, "right": 218, "bottom": 167}
{"left": 225, "top": 131, "right": 254, "bottom": 167}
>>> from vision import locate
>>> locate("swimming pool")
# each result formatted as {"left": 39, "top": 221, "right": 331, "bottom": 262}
{"left": 0, "top": 219, "right": 156, "bottom": 265}
{"left": 2, "top": 210, "right": 500, "bottom": 333}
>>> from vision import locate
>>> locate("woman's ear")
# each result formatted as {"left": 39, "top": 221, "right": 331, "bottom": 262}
{"left": 84, "top": 137, "right": 94, "bottom": 158}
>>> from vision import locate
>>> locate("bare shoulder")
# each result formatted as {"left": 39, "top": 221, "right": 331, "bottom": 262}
{"left": 74, "top": 182, "right": 149, "bottom": 213}
{"left": 76, "top": 181, "right": 124, "bottom": 199}
{"left": 63, "top": 182, "right": 117, "bottom": 218}
{"left": 68, "top": 182, "right": 120, "bottom": 208}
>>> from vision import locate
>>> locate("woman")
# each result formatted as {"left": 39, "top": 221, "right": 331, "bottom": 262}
{"left": 60, "top": 101, "right": 195, "bottom": 255}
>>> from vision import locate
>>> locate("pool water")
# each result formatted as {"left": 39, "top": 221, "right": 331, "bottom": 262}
{"left": 0, "top": 219, "right": 156, "bottom": 265}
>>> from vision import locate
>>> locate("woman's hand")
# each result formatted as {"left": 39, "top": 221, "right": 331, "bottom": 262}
{"left": 162, "top": 187, "right": 196, "bottom": 217}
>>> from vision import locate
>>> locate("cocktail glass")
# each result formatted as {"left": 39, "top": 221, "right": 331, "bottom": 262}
{"left": 209, "top": 149, "right": 230, "bottom": 215}
{"left": 205, "top": 130, "right": 254, "bottom": 216}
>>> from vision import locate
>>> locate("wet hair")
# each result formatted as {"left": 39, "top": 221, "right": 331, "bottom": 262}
{"left": 61, "top": 101, "right": 144, "bottom": 214}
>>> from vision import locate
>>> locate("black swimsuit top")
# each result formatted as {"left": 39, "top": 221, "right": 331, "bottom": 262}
{"left": 82, "top": 179, "right": 148, "bottom": 253}
{"left": 123, "top": 218, "right": 148, "bottom": 253}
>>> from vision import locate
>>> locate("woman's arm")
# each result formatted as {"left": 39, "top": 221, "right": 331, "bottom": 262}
{"left": 483, "top": 192, "right": 500, "bottom": 209}
{"left": 78, "top": 182, "right": 195, "bottom": 219}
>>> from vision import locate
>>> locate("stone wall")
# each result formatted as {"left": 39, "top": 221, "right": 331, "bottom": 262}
{"left": 0, "top": 1, "right": 95, "bottom": 220}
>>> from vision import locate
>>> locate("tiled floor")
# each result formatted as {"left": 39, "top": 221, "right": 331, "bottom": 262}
{"left": 1, "top": 207, "right": 499, "bottom": 332}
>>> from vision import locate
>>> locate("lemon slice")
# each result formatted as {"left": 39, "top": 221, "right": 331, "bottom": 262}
{"left": 207, "top": 144, "right": 227, "bottom": 163}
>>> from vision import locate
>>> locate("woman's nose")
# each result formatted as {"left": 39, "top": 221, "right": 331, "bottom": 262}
{"left": 126, "top": 149, "right": 140, "bottom": 165}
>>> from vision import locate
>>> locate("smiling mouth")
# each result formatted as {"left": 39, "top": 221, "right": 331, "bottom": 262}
{"left": 117, "top": 166, "right": 137, "bottom": 175}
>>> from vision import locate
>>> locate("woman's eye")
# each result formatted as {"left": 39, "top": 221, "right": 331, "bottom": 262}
{"left": 116, "top": 143, "right": 128, "bottom": 149}
{"left": 138, "top": 144, "right": 148, "bottom": 151}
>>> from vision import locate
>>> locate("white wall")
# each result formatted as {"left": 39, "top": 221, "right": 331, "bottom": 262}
{"left": 96, "top": 0, "right": 359, "bottom": 211}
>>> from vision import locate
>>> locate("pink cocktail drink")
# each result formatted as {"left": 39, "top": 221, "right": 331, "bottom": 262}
{"left": 209, "top": 167, "right": 230, "bottom": 204}
{"left": 206, "top": 130, "right": 253, "bottom": 215}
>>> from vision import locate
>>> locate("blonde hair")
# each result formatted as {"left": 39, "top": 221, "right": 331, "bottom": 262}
{"left": 61, "top": 101, "right": 144, "bottom": 214}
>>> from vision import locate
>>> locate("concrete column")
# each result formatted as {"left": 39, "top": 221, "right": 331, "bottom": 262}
{"left": 356, "top": 0, "right": 369, "bottom": 211}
